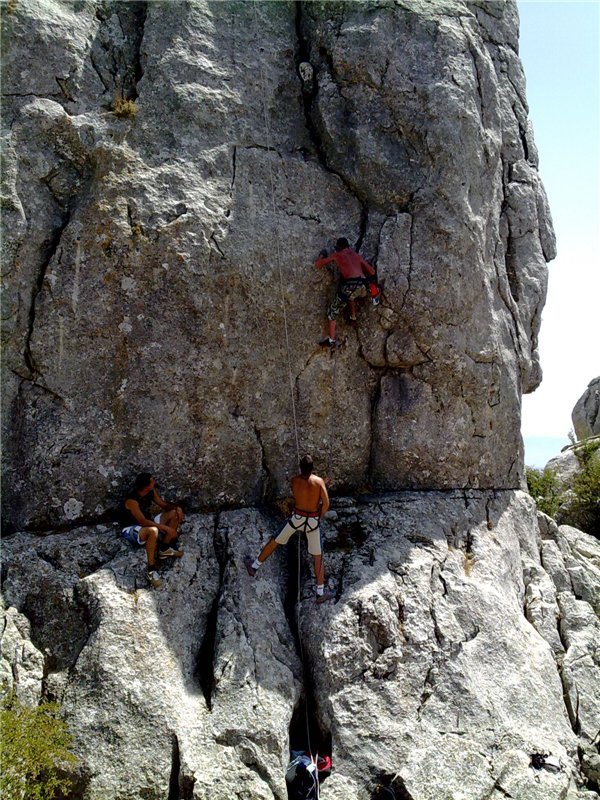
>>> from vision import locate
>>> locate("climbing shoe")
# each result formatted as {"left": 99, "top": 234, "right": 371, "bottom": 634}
{"left": 146, "top": 569, "right": 162, "bottom": 588}
{"left": 319, "top": 337, "right": 342, "bottom": 349}
{"left": 244, "top": 555, "right": 257, "bottom": 577}
{"left": 159, "top": 546, "right": 183, "bottom": 559}
{"left": 316, "top": 590, "right": 335, "bottom": 605}
{"left": 371, "top": 295, "right": 381, "bottom": 306}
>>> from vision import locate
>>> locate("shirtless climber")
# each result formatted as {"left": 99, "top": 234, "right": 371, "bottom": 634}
{"left": 244, "top": 455, "right": 334, "bottom": 604}
{"left": 315, "top": 237, "right": 381, "bottom": 348}
{"left": 120, "top": 472, "right": 184, "bottom": 588}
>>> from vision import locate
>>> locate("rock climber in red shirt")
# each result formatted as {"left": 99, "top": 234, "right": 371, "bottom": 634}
{"left": 315, "top": 237, "right": 381, "bottom": 347}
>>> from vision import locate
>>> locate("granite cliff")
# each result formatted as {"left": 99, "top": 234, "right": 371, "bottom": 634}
{"left": 2, "top": 2, "right": 598, "bottom": 800}
{"left": 2, "top": 0, "right": 554, "bottom": 529}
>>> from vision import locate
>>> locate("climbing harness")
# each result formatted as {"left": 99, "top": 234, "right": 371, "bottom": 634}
{"left": 252, "top": 0, "right": 301, "bottom": 469}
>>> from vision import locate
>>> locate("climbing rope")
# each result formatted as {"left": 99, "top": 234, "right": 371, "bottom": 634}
{"left": 252, "top": 9, "right": 325, "bottom": 793}
{"left": 252, "top": 0, "right": 301, "bottom": 469}
{"left": 296, "top": 529, "right": 320, "bottom": 799}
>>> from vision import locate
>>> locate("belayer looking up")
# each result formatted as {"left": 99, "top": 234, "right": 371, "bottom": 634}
{"left": 315, "top": 237, "right": 381, "bottom": 348}
{"left": 244, "top": 454, "right": 334, "bottom": 604}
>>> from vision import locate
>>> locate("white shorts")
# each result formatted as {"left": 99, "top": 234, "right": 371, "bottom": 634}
{"left": 275, "top": 513, "right": 322, "bottom": 556}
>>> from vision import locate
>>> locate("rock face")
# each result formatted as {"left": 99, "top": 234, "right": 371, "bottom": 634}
{"left": 1, "top": 0, "right": 555, "bottom": 531}
{"left": 2, "top": 492, "right": 599, "bottom": 799}
{"left": 6, "top": 3, "right": 589, "bottom": 799}
{"left": 572, "top": 378, "right": 600, "bottom": 441}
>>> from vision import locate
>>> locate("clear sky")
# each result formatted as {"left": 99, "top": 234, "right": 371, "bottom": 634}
{"left": 517, "top": 0, "right": 599, "bottom": 467}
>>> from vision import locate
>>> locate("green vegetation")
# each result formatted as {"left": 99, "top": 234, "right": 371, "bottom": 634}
{"left": 1, "top": 695, "right": 77, "bottom": 800}
{"left": 570, "top": 440, "right": 600, "bottom": 536}
{"left": 525, "top": 466, "right": 562, "bottom": 518}
{"left": 526, "top": 438, "right": 600, "bottom": 536}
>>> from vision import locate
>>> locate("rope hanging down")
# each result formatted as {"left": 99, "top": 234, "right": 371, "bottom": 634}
{"left": 252, "top": 0, "right": 301, "bottom": 469}
{"left": 253, "top": 8, "right": 323, "bottom": 794}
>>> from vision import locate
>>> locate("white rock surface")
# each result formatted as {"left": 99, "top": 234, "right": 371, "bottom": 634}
{"left": 2, "top": 494, "right": 598, "bottom": 799}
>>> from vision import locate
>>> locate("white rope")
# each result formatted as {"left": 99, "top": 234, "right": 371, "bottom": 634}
{"left": 252, "top": 0, "right": 301, "bottom": 469}
{"left": 252, "top": 9, "right": 322, "bottom": 793}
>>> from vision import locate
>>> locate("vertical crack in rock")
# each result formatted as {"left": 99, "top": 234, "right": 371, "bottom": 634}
{"left": 230, "top": 145, "right": 237, "bottom": 193}
{"left": 92, "top": 1, "right": 147, "bottom": 102}
{"left": 367, "top": 373, "right": 384, "bottom": 486}
{"left": 397, "top": 213, "right": 415, "bottom": 315}
{"left": 555, "top": 617, "right": 581, "bottom": 735}
{"left": 196, "top": 513, "right": 224, "bottom": 710}
{"left": 283, "top": 543, "right": 331, "bottom": 760}
{"left": 168, "top": 734, "right": 181, "bottom": 800}
{"left": 492, "top": 238, "right": 524, "bottom": 364}
{"left": 127, "top": 1, "right": 147, "bottom": 99}
{"left": 294, "top": 0, "right": 370, "bottom": 228}
{"left": 355, "top": 205, "right": 369, "bottom": 251}
{"left": 168, "top": 733, "right": 194, "bottom": 800}
{"left": 253, "top": 424, "right": 272, "bottom": 503}
{"left": 24, "top": 211, "right": 72, "bottom": 378}
{"left": 504, "top": 230, "right": 520, "bottom": 303}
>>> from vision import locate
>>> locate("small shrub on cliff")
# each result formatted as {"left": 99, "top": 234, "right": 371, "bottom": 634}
{"left": 525, "top": 466, "right": 562, "bottom": 518}
{"left": 112, "top": 91, "right": 138, "bottom": 118}
{"left": 1, "top": 695, "right": 77, "bottom": 800}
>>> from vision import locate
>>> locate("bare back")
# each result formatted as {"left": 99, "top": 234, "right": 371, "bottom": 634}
{"left": 291, "top": 474, "right": 329, "bottom": 516}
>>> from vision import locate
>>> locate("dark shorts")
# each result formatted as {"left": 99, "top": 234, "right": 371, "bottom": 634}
{"left": 327, "top": 279, "right": 369, "bottom": 320}
{"left": 121, "top": 514, "right": 162, "bottom": 546}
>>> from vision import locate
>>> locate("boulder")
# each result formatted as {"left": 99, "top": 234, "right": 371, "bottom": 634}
{"left": 572, "top": 378, "right": 600, "bottom": 441}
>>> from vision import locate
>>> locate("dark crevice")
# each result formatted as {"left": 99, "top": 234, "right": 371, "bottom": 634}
{"left": 196, "top": 593, "right": 219, "bottom": 711}
{"left": 230, "top": 145, "right": 237, "bottom": 192}
{"left": 92, "top": 1, "right": 147, "bottom": 101}
{"left": 253, "top": 424, "right": 272, "bottom": 504}
{"left": 10, "top": 370, "right": 67, "bottom": 406}
{"left": 168, "top": 734, "right": 181, "bottom": 800}
{"left": 195, "top": 512, "right": 224, "bottom": 710}
{"left": 209, "top": 231, "right": 225, "bottom": 259}
{"left": 168, "top": 733, "right": 194, "bottom": 800}
{"left": 24, "top": 211, "right": 72, "bottom": 378}
{"left": 355, "top": 205, "right": 369, "bottom": 252}
{"left": 488, "top": 780, "right": 514, "bottom": 799}
{"left": 517, "top": 118, "right": 529, "bottom": 161}
{"left": 504, "top": 233, "right": 520, "bottom": 303}
{"left": 371, "top": 771, "right": 415, "bottom": 800}
{"left": 367, "top": 373, "right": 383, "bottom": 486}
{"left": 128, "top": 2, "right": 147, "bottom": 98}
{"left": 294, "top": 0, "right": 369, "bottom": 215}
{"left": 282, "top": 540, "right": 332, "bottom": 765}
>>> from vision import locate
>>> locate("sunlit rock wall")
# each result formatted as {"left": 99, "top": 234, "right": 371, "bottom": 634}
{"left": 1, "top": 0, "right": 554, "bottom": 530}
